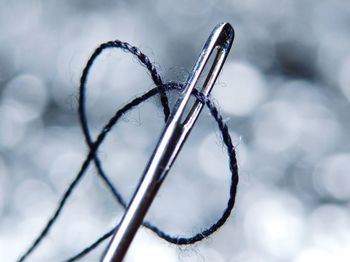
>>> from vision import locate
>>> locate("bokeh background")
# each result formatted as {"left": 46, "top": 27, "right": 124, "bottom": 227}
{"left": 1, "top": 0, "right": 350, "bottom": 261}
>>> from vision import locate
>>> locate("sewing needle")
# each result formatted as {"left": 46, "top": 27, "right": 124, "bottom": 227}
{"left": 102, "top": 22, "right": 234, "bottom": 262}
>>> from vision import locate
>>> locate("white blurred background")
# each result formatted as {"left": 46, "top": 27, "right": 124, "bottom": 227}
{"left": 1, "top": 0, "right": 350, "bottom": 261}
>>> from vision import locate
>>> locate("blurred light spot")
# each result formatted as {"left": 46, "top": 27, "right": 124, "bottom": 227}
{"left": 17, "top": 118, "right": 44, "bottom": 155}
{"left": 254, "top": 101, "right": 301, "bottom": 152}
{"left": 6, "top": 0, "right": 42, "bottom": 36}
{"left": 126, "top": 230, "right": 178, "bottom": 262}
{"left": 14, "top": 178, "right": 54, "bottom": 218}
{"left": 308, "top": 204, "right": 350, "bottom": 242}
{"left": 294, "top": 248, "right": 333, "bottom": 262}
{"left": 157, "top": 0, "right": 214, "bottom": 17}
{"left": 214, "top": 61, "right": 266, "bottom": 116}
{"left": 198, "top": 132, "right": 247, "bottom": 181}
{"left": 339, "top": 54, "right": 350, "bottom": 101}
{"left": 0, "top": 43, "right": 19, "bottom": 82}
{"left": 49, "top": 152, "right": 86, "bottom": 192}
{"left": 275, "top": 80, "right": 341, "bottom": 159}
{"left": 297, "top": 110, "right": 340, "bottom": 159}
{"left": 230, "top": 249, "right": 268, "bottom": 262}
{"left": 314, "top": 153, "right": 350, "bottom": 200}
{"left": 244, "top": 192, "right": 305, "bottom": 259}
{"left": 200, "top": 248, "right": 225, "bottom": 262}
{"left": 0, "top": 102, "right": 27, "bottom": 148}
{"left": 317, "top": 32, "right": 350, "bottom": 86}
{"left": 155, "top": 0, "right": 214, "bottom": 34}
{"left": 0, "top": 158, "right": 8, "bottom": 215}
{"left": 2, "top": 74, "right": 48, "bottom": 122}
{"left": 253, "top": 164, "right": 285, "bottom": 185}
{"left": 55, "top": 195, "right": 106, "bottom": 254}
{"left": 33, "top": 126, "right": 84, "bottom": 181}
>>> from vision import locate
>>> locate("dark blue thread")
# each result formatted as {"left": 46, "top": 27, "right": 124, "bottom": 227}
{"left": 18, "top": 40, "right": 239, "bottom": 262}
{"left": 65, "top": 87, "right": 238, "bottom": 262}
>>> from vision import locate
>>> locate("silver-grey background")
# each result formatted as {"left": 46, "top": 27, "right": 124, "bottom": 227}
{"left": 1, "top": 0, "right": 350, "bottom": 261}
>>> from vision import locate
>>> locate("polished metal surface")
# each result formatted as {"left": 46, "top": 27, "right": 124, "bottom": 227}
{"left": 102, "top": 22, "right": 234, "bottom": 262}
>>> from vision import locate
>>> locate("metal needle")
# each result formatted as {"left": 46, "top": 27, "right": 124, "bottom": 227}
{"left": 102, "top": 22, "right": 234, "bottom": 262}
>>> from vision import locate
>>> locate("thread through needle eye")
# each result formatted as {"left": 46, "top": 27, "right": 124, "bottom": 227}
{"left": 101, "top": 22, "right": 235, "bottom": 262}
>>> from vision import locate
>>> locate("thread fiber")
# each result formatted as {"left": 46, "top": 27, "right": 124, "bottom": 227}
{"left": 18, "top": 40, "right": 239, "bottom": 262}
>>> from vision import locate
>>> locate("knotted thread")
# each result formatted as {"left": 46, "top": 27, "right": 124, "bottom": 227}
{"left": 18, "top": 40, "right": 239, "bottom": 262}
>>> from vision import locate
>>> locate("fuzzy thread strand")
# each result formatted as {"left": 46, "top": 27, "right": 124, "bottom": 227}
{"left": 18, "top": 40, "right": 239, "bottom": 262}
